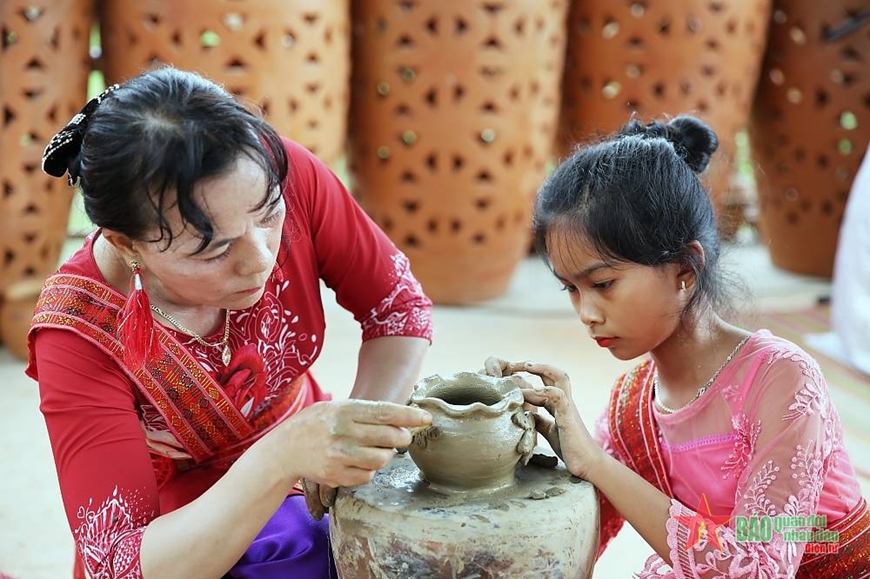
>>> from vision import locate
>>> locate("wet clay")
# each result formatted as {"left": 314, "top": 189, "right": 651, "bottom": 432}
{"left": 330, "top": 451, "right": 599, "bottom": 578}
{"left": 330, "top": 372, "right": 600, "bottom": 578}
{"left": 406, "top": 372, "right": 535, "bottom": 494}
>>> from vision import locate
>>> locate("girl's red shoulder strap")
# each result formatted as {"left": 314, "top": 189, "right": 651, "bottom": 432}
{"left": 797, "top": 498, "right": 870, "bottom": 578}
{"left": 607, "top": 360, "right": 673, "bottom": 497}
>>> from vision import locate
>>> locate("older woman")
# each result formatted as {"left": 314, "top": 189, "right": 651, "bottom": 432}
{"left": 28, "top": 67, "right": 433, "bottom": 579}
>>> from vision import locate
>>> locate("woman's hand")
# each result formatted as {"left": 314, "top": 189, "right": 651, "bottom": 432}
{"left": 483, "top": 356, "right": 604, "bottom": 479}
{"left": 263, "top": 399, "right": 431, "bottom": 517}
{"left": 300, "top": 479, "right": 336, "bottom": 522}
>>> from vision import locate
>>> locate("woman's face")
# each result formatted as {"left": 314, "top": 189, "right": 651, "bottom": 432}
{"left": 547, "top": 227, "right": 685, "bottom": 361}
{"left": 134, "top": 155, "right": 284, "bottom": 311}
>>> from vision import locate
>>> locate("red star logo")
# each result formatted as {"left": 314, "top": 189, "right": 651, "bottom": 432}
{"left": 674, "top": 493, "right": 733, "bottom": 551}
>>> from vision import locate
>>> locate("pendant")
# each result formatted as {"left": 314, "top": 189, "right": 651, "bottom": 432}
{"left": 222, "top": 344, "right": 232, "bottom": 366}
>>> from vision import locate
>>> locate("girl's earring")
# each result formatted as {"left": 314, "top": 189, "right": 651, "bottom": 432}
{"left": 117, "top": 260, "right": 157, "bottom": 369}
{"left": 680, "top": 280, "right": 687, "bottom": 291}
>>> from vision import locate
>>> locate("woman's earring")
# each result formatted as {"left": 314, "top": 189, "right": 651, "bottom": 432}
{"left": 680, "top": 280, "right": 687, "bottom": 291}
{"left": 117, "top": 260, "right": 157, "bottom": 369}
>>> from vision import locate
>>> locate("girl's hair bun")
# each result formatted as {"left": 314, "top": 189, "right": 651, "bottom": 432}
{"left": 618, "top": 115, "right": 719, "bottom": 174}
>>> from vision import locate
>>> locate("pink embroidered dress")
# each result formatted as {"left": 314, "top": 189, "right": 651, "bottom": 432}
{"left": 595, "top": 330, "right": 868, "bottom": 578}
{"left": 26, "top": 139, "right": 434, "bottom": 578}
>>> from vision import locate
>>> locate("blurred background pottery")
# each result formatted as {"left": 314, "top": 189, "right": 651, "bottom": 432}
{"left": 559, "top": 0, "right": 773, "bottom": 234}
{"left": 749, "top": 2, "right": 869, "bottom": 277}
{"left": 99, "top": 0, "right": 350, "bottom": 166}
{"left": 348, "top": 0, "right": 569, "bottom": 304}
{"left": 0, "top": 0, "right": 94, "bottom": 359}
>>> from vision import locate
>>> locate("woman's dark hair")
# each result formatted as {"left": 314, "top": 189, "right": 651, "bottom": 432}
{"left": 533, "top": 115, "right": 723, "bottom": 314}
{"left": 77, "top": 67, "right": 288, "bottom": 253}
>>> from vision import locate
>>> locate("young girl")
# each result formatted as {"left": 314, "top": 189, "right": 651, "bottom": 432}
{"left": 485, "top": 116, "right": 868, "bottom": 578}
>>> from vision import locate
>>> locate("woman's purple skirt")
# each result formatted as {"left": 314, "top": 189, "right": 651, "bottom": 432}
{"left": 228, "top": 495, "right": 338, "bottom": 578}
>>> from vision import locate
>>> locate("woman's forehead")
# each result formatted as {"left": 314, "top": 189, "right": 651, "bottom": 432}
{"left": 146, "top": 157, "right": 272, "bottom": 252}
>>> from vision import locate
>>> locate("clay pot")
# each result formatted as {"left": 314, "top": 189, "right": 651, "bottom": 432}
{"left": 0, "top": 280, "right": 43, "bottom": 361}
{"left": 348, "top": 1, "right": 569, "bottom": 304}
{"left": 99, "top": 0, "right": 350, "bottom": 167}
{"left": 407, "top": 372, "right": 534, "bottom": 494}
{"left": 749, "top": 1, "right": 869, "bottom": 277}
{"left": 0, "top": 0, "right": 93, "bottom": 297}
{"left": 559, "top": 0, "right": 772, "bottom": 224}
{"left": 330, "top": 452, "right": 600, "bottom": 578}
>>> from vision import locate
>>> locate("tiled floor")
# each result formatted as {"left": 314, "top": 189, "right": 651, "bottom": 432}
{"left": 0, "top": 239, "right": 851, "bottom": 578}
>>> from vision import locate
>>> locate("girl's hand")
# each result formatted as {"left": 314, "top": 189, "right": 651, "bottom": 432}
{"left": 483, "top": 356, "right": 603, "bottom": 479}
{"left": 265, "top": 399, "right": 431, "bottom": 515}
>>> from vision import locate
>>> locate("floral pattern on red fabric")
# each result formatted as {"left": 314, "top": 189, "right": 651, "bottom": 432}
{"left": 218, "top": 344, "right": 269, "bottom": 417}
{"left": 360, "top": 253, "right": 433, "bottom": 342}
{"left": 75, "top": 487, "right": 150, "bottom": 578}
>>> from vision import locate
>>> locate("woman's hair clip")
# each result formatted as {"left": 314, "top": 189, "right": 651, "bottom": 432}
{"left": 42, "top": 83, "right": 120, "bottom": 186}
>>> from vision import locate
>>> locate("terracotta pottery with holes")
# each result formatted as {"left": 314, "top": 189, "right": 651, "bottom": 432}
{"left": 406, "top": 372, "right": 535, "bottom": 494}
{"left": 559, "top": 0, "right": 772, "bottom": 229}
{"left": 348, "top": 1, "right": 568, "bottom": 304}
{"left": 99, "top": 0, "right": 350, "bottom": 166}
{"left": 0, "top": 280, "right": 43, "bottom": 360}
{"left": 0, "top": 0, "right": 93, "bottom": 349}
{"left": 749, "top": 1, "right": 869, "bottom": 277}
{"left": 330, "top": 370, "right": 600, "bottom": 578}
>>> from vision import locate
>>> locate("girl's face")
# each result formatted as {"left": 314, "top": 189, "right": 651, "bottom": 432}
{"left": 548, "top": 227, "right": 686, "bottom": 361}
{"left": 134, "top": 155, "right": 284, "bottom": 311}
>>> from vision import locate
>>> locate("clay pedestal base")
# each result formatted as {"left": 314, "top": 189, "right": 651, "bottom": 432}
{"left": 330, "top": 451, "right": 599, "bottom": 578}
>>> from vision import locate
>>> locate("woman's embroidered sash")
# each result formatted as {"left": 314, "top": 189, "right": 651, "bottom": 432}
{"left": 30, "top": 273, "right": 299, "bottom": 464}
{"left": 608, "top": 361, "right": 870, "bottom": 577}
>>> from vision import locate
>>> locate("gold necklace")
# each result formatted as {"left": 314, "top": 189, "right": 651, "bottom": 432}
{"left": 654, "top": 334, "right": 751, "bottom": 414}
{"left": 151, "top": 305, "right": 233, "bottom": 366}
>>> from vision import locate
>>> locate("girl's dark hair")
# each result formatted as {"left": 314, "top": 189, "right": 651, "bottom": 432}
{"left": 533, "top": 115, "right": 723, "bottom": 314}
{"left": 78, "top": 66, "right": 288, "bottom": 253}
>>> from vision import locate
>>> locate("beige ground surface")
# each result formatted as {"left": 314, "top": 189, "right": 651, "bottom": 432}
{"left": 1, "top": 240, "right": 861, "bottom": 578}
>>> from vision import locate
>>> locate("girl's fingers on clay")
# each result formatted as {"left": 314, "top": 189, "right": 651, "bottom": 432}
{"left": 483, "top": 356, "right": 510, "bottom": 377}
{"left": 520, "top": 388, "right": 550, "bottom": 407}
{"left": 509, "top": 374, "right": 540, "bottom": 391}
{"left": 521, "top": 387, "right": 568, "bottom": 418}
{"left": 541, "top": 386, "right": 565, "bottom": 403}
{"left": 518, "top": 362, "right": 571, "bottom": 389}
{"left": 531, "top": 410, "right": 556, "bottom": 432}
{"left": 506, "top": 361, "right": 531, "bottom": 375}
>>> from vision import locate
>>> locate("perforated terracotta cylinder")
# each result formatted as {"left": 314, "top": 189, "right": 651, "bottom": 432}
{"left": 0, "top": 0, "right": 93, "bottom": 353}
{"left": 559, "top": 0, "right": 772, "bottom": 228}
{"left": 99, "top": 0, "right": 350, "bottom": 167}
{"left": 749, "top": 2, "right": 869, "bottom": 278}
{"left": 0, "top": 280, "right": 43, "bottom": 360}
{"left": 349, "top": 1, "right": 568, "bottom": 304}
